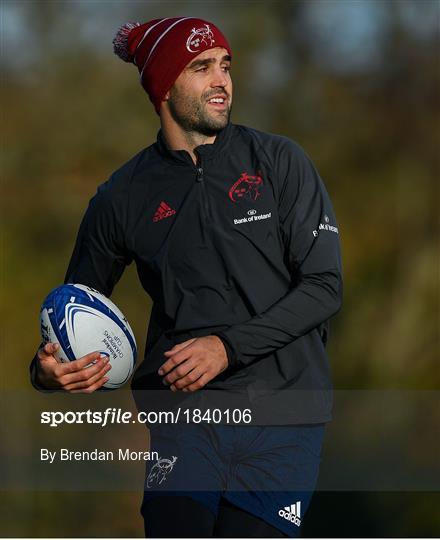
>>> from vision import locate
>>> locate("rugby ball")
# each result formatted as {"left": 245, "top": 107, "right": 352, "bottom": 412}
{"left": 40, "top": 284, "right": 137, "bottom": 389}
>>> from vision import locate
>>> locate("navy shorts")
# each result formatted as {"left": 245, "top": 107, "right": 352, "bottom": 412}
{"left": 142, "top": 422, "right": 326, "bottom": 537}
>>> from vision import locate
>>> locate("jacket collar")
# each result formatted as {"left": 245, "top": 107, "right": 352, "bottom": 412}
{"left": 156, "top": 122, "right": 233, "bottom": 165}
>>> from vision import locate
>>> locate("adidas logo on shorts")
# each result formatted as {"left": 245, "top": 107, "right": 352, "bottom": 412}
{"left": 278, "top": 501, "right": 302, "bottom": 527}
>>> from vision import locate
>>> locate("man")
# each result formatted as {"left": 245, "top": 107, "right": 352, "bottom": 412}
{"left": 31, "top": 17, "right": 343, "bottom": 537}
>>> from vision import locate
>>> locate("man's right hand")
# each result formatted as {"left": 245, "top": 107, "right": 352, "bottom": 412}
{"left": 36, "top": 343, "right": 112, "bottom": 393}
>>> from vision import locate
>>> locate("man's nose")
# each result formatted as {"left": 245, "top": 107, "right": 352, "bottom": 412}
{"left": 210, "top": 67, "right": 229, "bottom": 88}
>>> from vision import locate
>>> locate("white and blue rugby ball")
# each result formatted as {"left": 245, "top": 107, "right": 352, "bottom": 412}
{"left": 40, "top": 284, "right": 137, "bottom": 389}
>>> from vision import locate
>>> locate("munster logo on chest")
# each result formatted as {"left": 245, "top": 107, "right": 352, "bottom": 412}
{"left": 228, "top": 172, "right": 264, "bottom": 203}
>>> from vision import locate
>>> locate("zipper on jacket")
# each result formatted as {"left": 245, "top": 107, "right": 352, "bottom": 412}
{"left": 195, "top": 158, "right": 212, "bottom": 220}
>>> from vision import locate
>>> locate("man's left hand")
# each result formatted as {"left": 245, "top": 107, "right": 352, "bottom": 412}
{"left": 158, "top": 336, "right": 228, "bottom": 392}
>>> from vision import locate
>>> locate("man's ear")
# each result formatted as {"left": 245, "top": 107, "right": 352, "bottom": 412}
{"left": 163, "top": 90, "right": 170, "bottom": 101}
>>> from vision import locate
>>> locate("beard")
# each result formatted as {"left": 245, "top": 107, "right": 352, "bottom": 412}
{"left": 167, "top": 87, "right": 232, "bottom": 136}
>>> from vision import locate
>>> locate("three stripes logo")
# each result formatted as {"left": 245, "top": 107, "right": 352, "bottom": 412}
{"left": 153, "top": 201, "right": 176, "bottom": 222}
{"left": 278, "top": 501, "right": 302, "bottom": 527}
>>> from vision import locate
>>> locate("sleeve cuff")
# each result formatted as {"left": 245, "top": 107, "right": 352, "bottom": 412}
{"left": 212, "top": 332, "right": 241, "bottom": 368}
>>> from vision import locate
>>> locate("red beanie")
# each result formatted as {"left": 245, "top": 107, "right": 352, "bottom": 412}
{"left": 113, "top": 17, "right": 232, "bottom": 114}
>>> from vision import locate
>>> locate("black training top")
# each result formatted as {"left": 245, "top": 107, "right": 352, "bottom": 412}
{"left": 33, "top": 122, "right": 343, "bottom": 424}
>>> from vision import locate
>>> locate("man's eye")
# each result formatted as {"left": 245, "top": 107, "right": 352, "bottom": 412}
{"left": 196, "top": 67, "right": 208, "bottom": 72}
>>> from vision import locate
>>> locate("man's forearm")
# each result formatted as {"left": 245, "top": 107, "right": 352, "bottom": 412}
{"left": 214, "top": 269, "right": 342, "bottom": 366}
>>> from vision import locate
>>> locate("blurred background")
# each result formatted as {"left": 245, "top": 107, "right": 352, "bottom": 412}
{"left": 1, "top": 0, "right": 439, "bottom": 537}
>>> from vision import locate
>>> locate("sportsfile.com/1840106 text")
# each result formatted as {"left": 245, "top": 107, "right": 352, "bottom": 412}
{"left": 40, "top": 407, "right": 253, "bottom": 427}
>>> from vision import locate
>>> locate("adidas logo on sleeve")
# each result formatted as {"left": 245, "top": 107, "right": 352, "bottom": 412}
{"left": 278, "top": 501, "right": 302, "bottom": 527}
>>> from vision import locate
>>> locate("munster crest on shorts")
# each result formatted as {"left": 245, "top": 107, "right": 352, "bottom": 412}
{"left": 146, "top": 456, "right": 178, "bottom": 488}
{"left": 228, "top": 172, "right": 264, "bottom": 203}
{"left": 186, "top": 25, "right": 215, "bottom": 53}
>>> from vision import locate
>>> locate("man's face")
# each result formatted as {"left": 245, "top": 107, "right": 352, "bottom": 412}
{"left": 165, "top": 47, "right": 233, "bottom": 136}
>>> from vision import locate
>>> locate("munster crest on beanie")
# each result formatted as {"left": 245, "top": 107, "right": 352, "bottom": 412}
{"left": 113, "top": 17, "right": 232, "bottom": 114}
